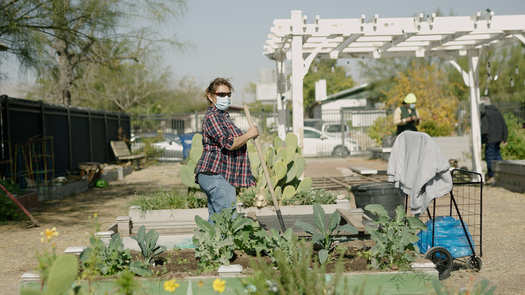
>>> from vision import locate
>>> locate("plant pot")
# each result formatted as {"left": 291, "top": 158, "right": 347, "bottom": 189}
{"left": 350, "top": 182, "right": 405, "bottom": 219}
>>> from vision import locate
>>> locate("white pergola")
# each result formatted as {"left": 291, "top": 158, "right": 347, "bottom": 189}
{"left": 263, "top": 10, "right": 525, "bottom": 177}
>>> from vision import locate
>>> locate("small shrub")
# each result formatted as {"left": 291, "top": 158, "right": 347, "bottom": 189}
{"left": 0, "top": 180, "right": 24, "bottom": 222}
{"left": 501, "top": 113, "right": 525, "bottom": 160}
{"left": 420, "top": 120, "right": 453, "bottom": 137}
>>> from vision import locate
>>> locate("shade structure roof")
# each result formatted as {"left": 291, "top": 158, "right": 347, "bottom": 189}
{"left": 264, "top": 11, "right": 525, "bottom": 61}
{"left": 263, "top": 10, "right": 525, "bottom": 178}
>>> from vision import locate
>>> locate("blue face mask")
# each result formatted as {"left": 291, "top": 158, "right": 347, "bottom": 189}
{"left": 408, "top": 103, "right": 416, "bottom": 110}
{"left": 214, "top": 96, "right": 231, "bottom": 110}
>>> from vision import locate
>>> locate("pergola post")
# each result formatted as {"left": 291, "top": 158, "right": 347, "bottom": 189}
{"left": 291, "top": 10, "right": 304, "bottom": 149}
{"left": 468, "top": 49, "right": 483, "bottom": 177}
{"left": 276, "top": 59, "right": 287, "bottom": 139}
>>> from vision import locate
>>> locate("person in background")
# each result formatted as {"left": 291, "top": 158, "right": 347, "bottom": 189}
{"left": 393, "top": 93, "right": 422, "bottom": 136}
{"left": 195, "top": 78, "right": 259, "bottom": 223}
{"left": 480, "top": 96, "right": 508, "bottom": 184}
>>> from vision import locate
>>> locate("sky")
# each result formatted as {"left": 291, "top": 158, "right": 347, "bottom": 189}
{"left": 3, "top": 0, "right": 525, "bottom": 102}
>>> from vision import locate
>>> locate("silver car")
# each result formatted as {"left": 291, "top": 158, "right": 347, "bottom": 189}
{"left": 302, "top": 127, "right": 360, "bottom": 157}
{"left": 130, "top": 132, "right": 184, "bottom": 162}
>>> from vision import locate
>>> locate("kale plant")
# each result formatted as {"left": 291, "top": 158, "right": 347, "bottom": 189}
{"left": 295, "top": 204, "right": 358, "bottom": 264}
{"left": 365, "top": 204, "right": 427, "bottom": 270}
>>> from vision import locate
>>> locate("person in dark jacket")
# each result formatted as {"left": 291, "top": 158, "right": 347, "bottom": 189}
{"left": 480, "top": 96, "right": 508, "bottom": 183}
{"left": 393, "top": 93, "right": 422, "bottom": 136}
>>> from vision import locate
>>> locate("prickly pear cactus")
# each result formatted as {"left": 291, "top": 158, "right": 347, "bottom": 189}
{"left": 243, "top": 131, "right": 312, "bottom": 206}
{"left": 179, "top": 134, "right": 203, "bottom": 189}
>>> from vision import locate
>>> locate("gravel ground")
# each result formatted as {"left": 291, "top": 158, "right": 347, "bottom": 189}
{"left": 1, "top": 158, "right": 524, "bottom": 294}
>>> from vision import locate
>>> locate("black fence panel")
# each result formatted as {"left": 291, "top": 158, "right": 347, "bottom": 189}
{"left": 0, "top": 96, "right": 131, "bottom": 187}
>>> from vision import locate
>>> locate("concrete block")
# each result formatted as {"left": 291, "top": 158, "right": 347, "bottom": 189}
{"left": 116, "top": 216, "right": 132, "bottom": 237}
{"left": 218, "top": 264, "right": 243, "bottom": 277}
{"left": 21, "top": 272, "right": 40, "bottom": 282}
{"left": 64, "top": 246, "right": 86, "bottom": 255}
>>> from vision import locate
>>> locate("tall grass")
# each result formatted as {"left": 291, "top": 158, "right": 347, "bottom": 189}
{"left": 128, "top": 188, "right": 207, "bottom": 211}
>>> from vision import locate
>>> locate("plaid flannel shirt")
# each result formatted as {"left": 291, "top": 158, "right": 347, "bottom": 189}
{"left": 195, "top": 106, "right": 255, "bottom": 187}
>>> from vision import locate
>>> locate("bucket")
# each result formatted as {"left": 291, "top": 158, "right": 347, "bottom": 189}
{"left": 350, "top": 182, "right": 405, "bottom": 219}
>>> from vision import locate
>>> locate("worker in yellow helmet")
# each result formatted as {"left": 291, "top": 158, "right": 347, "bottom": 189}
{"left": 393, "top": 93, "right": 422, "bottom": 135}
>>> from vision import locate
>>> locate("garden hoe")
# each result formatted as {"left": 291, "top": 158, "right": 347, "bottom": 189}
{"left": 244, "top": 104, "right": 286, "bottom": 233}
{"left": 0, "top": 183, "right": 39, "bottom": 228}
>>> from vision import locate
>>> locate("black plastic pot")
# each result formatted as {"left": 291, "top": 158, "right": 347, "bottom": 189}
{"left": 350, "top": 182, "right": 405, "bottom": 219}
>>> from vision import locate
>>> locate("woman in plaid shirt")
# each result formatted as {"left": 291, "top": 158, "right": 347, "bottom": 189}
{"left": 195, "top": 78, "right": 259, "bottom": 223}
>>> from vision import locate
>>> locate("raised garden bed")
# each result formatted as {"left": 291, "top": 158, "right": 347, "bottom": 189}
{"left": 20, "top": 240, "right": 438, "bottom": 295}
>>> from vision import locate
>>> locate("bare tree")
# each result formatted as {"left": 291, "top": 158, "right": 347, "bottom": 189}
{"left": 2, "top": 0, "right": 188, "bottom": 105}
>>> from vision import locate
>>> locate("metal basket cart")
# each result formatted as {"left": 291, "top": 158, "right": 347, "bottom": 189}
{"left": 417, "top": 169, "right": 483, "bottom": 280}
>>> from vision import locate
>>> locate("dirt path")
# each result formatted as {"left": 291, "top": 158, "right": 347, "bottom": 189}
{"left": 1, "top": 158, "right": 524, "bottom": 294}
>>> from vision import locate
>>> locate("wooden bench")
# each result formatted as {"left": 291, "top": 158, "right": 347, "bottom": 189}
{"left": 110, "top": 141, "right": 145, "bottom": 170}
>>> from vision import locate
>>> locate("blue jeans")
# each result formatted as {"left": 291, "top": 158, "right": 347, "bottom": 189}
{"left": 197, "top": 173, "right": 237, "bottom": 223}
{"left": 485, "top": 142, "right": 502, "bottom": 178}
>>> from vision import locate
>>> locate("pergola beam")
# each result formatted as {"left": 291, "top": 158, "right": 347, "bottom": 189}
{"left": 264, "top": 11, "right": 525, "bottom": 177}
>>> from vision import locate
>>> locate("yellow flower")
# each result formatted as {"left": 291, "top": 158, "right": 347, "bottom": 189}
{"left": 40, "top": 227, "right": 59, "bottom": 243}
{"left": 163, "top": 279, "right": 180, "bottom": 293}
{"left": 94, "top": 213, "right": 98, "bottom": 218}
{"left": 213, "top": 278, "right": 226, "bottom": 293}
{"left": 198, "top": 280, "right": 204, "bottom": 288}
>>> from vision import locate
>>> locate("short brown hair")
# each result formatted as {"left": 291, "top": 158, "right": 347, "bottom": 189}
{"left": 205, "top": 78, "right": 234, "bottom": 101}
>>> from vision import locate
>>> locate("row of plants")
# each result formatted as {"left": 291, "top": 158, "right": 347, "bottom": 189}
{"left": 22, "top": 204, "right": 496, "bottom": 294}
{"left": 127, "top": 187, "right": 347, "bottom": 211}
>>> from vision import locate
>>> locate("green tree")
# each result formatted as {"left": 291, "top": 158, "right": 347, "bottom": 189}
{"left": 0, "top": 0, "right": 50, "bottom": 69}
{"left": 303, "top": 59, "right": 354, "bottom": 109}
{"left": 5, "top": 0, "right": 188, "bottom": 105}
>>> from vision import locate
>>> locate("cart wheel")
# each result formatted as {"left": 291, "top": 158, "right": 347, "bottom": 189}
{"left": 466, "top": 256, "right": 482, "bottom": 271}
{"left": 424, "top": 247, "right": 454, "bottom": 280}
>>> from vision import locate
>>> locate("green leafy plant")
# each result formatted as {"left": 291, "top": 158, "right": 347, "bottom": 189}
{"left": 21, "top": 254, "right": 88, "bottom": 295}
{"left": 282, "top": 189, "right": 346, "bottom": 206}
{"left": 241, "top": 239, "right": 349, "bottom": 295}
{"left": 0, "top": 180, "right": 24, "bottom": 222}
{"left": 80, "top": 233, "right": 152, "bottom": 277}
{"left": 432, "top": 278, "right": 496, "bottom": 295}
{"left": 130, "top": 225, "right": 167, "bottom": 266}
{"left": 364, "top": 204, "right": 427, "bottom": 270}
{"left": 262, "top": 228, "right": 298, "bottom": 264}
{"left": 192, "top": 205, "right": 268, "bottom": 269}
{"left": 295, "top": 204, "right": 358, "bottom": 264}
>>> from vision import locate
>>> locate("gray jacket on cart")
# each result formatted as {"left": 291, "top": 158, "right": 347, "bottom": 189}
{"left": 387, "top": 131, "right": 453, "bottom": 215}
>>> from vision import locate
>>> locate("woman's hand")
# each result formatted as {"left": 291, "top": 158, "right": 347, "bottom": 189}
{"left": 245, "top": 125, "right": 259, "bottom": 140}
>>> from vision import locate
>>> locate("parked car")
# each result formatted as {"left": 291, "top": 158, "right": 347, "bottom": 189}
{"left": 302, "top": 127, "right": 360, "bottom": 157}
{"left": 130, "top": 132, "right": 183, "bottom": 162}
{"left": 319, "top": 122, "right": 351, "bottom": 138}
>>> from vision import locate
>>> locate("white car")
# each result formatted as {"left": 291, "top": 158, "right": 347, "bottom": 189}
{"left": 319, "top": 122, "right": 351, "bottom": 139}
{"left": 131, "top": 132, "right": 184, "bottom": 162}
{"left": 302, "top": 127, "right": 360, "bottom": 157}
